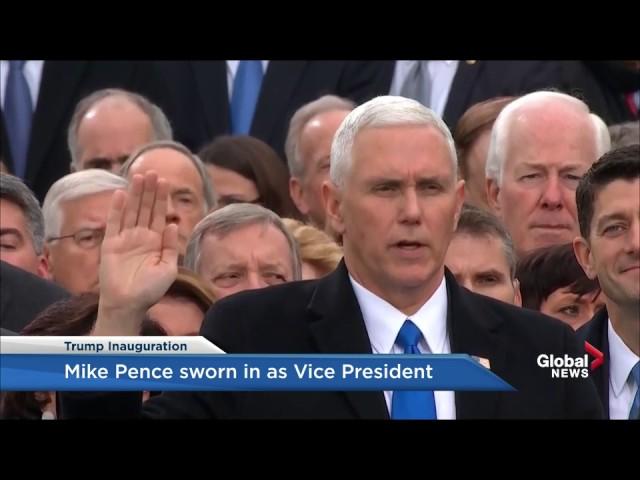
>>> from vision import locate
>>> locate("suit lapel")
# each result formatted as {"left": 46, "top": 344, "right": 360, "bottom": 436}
{"left": 442, "top": 61, "right": 482, "bottom": 127}
{"left": 250, "top": 61, "right": 307, "bottom": 142}
{"left": 191, "top": 61, "right": 229, "bottom": 136}
{"left": 25, "top": 61, "right": 88, "bottom": 183}
{"left": 307, "top": 261, "right": 389, "bottom": 419}
{"left": 584, "top": 308, "right": 610, "bottom": 417}
{"left": 446, "top": 269, "right": 507, "bottom": 419}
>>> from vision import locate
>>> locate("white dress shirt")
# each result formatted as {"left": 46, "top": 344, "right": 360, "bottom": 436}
{"left": 349, "top": 274, "right": 456, "bottom": 419}
{"left": 0, "top": 60, "right": 44, "bottom": 109}
{"left": 226, "top": 60, "right": 269, "bottom": 99}
{"left": 389, "top": 60, "right": 459, "bottom": 118}
{"left": 607, "top": 319, "right": 640, "bottom": 419}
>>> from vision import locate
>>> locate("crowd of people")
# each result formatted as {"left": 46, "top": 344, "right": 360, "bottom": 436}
{"left": 1, "top": 60, "right": 638, "bottom": 419}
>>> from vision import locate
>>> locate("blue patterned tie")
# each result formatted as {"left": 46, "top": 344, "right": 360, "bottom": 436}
{"left": 391, "top": 319, "right": 437, "bottom": 419}
{"left": 230, "top": 60, "right": 263, "bottom": 135}
{"left": 3, "top": 61, "right": 33, "bottom": 179}
{"left": 629, "top": 361, "right": 640, "bottom": 420}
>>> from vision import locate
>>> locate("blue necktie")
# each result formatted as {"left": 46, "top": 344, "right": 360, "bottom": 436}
{"left": 629, "top": 361, "right": 640, "bottom": 420}
{"left": 3, "top": 61, "right": 33, "bottom": 179}
{"left": 391, "top": 319, "right": 437, "bottom": 419}
{"left": 230, "top": 60, "right": 263, "bottom": 135}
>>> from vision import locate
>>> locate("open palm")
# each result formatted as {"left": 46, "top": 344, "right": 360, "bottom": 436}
{"left": 99, "top": 172, "right": 179, "bottom": 315}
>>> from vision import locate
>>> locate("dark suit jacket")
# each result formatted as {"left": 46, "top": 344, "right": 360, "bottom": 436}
{"left": 154, "top": 61, "right": 390, "bottom": 159}
{"left": 576, "top": 308, "right": 611, "bottom": 418}
{"left": 60, "top": 261, "right": 603, "bottom": 419}
{"left": 0, "top": 261, "right": 68, "bottom": 332}
{"left": 0, "top": 61, "right": 171, "bottom": 201}
{"left": 372, "top": 60, "right": 609, "bottom": 130}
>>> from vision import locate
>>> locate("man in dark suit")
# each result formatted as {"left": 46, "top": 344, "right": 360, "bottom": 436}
{"left": 1, "top": 61, "right": 171, "bottom": 201}
{"left": 153, "top": 61, "right": 390, "bottom": 160}
{"left": 574, "top": 145, "right": 640, "bottom": 419}
{"left": 0, "top": 260, "right": 68, "bottom": 333}
{"left": 60, "top": 96, "right": 602, "bottom": 419}
{"left": 373, "top": 60, "right": 618, "bottom": 131}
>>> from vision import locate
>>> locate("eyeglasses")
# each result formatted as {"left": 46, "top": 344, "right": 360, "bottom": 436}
{"left": 47, "top": 227, "right": 106, "bottom": 250}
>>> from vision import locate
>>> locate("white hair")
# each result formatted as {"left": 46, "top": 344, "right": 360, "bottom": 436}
{"left": 42, "top": 169, "right": 128, "bottom": 239}
{"left": 68, "top": 88, "right": 173, "bottom": 171}
{"left": 486, "top": 91, "right": 612, "bottom": 185}
{"left": 329, "top": 95, "right": 457, "bottom": 189}
{"left": 119, "top": 140, "right": 216, "bottom": 214}
{"left": 285, "top": 95, "right": 356, "bottom": 178}
{"left": 184, "top": 203, "right": 301, "bottom": 281}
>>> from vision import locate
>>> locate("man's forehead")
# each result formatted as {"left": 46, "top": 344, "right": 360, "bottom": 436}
{"left": 593, "top": 179, "right": 640, "bottom": 217}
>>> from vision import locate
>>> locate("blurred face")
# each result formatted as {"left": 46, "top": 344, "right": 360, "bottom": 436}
{"left": 541, "top": 288, "right": 604, "bottom": 330}
{"left": 148, "top": 296, "right": 205, "bottom": 336}
{"left": 207, "top": 165, "right": 260, "bottom": 207}
{"left": 291, "top": 110, "right": 350, "bottom": 228}
{"left": 488, "top": 105, "right": 599, "bottom": 255}
{"left": 128, "top": 148, "right": 207, "bottom": 255}
{"left": 445, "top": 233, "right": 520, "bottom": 305}
{"left": 198, "top": 222, "right": 294, "bottom": 299}
{"left": 575, "top": 179, "right": 640, "bottom": 311}
{"left": 0, "top": 199, "right": 47, "bottom": 276}
{"left": 325, "top": 125, "right": 464, "bottom": 313}
{"left": 463, "top": 129, "right": 491, "bottom": 210}
{"left": 44, "top": 191, "right": 114, "bottom": 293}
{"left": 76, "top": 98, "right": 154, "bottom": 172}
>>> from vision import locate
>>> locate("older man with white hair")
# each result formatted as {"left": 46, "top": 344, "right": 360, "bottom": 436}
{"left": 184, "top": 203, "right": 301, "bottom": 299}
{"left": 286, "top": 95, "right": 355, "bottom": 229}
{"left": 42, "top": 169, "right": 127, "bottom": 293}
{"left": 485, "top": 91, "right": 611, "bottom": 256}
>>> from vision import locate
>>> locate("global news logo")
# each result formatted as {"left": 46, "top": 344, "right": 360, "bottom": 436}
{"left": 537, "top": 342, "right": 604, "bottom": 379}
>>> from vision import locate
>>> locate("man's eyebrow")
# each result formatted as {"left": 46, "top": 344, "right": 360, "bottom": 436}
{"left": 0, "top": 228, "right": 23, "bottom": 237}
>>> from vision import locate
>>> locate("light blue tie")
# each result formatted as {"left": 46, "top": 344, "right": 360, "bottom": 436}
{"left": 230, "top": 60, "right": 263, "bottom": 135}
{"left": 400, "top": 61, "right": 432, "bottom": 108}
{"left": 391, "top": 319, "right": 437, "bottom": 420}
{"left": 3, "top": 60, "right": 33, "bottom": 179}
{"left": 629, "top": 361, "right": 640, "bottom": 420}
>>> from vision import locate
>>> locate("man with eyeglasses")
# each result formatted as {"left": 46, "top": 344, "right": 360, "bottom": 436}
{"left": 42, "top": 169, "right": 127, "bottom": 293}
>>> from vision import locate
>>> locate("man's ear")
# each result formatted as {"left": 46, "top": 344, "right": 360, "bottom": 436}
{"left": 573, "top": 236, "right": 597, "bottom": 280}
{"left": 36, "top": 254, "right": 51, "bottom": 280}
{"left": 289, "top": 177, "right": 309, "bottom": 217}
{"left": 453, "top": 179, "right": 465, "bottom": 230}
{"left": 322, "top": 180, "right": 345, "bottom": 237}
{"left": 486, "top": 177, "right": 501, "bottom": 216}
{"left": 42, "top": 244, "right": 54, "bottom": 280}
{"left": 512, "top": 278, "right": 522, "bottom": 307}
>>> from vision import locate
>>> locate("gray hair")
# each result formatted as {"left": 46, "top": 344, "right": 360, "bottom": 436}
{"left": 120, "top": 140, "right": 217, "bottom": 213}
{"left": 486, "top": 91, "right": 612, "bottom": 185}
{"left": 330, "top": 95, "right": 458, "bottom": 189}
{"left": 285, "top": 95, "right": 356, "bottom": 178}
{"left": 184, "top": 203, "right": 302, "bottom": 280}
{"left": 608, "top": 121, "right": 640, "bottom": 149}
{"left": 42, "top": 169, "right": 128, "bottom": 240}
{"left": 68, "top": 88, "right": 173, "bottom": 170}
{"left": 454, "top": 204, "right": 518, "bottom": 279}
{"left": 0, "top": 173, "right": 45, "bottom": 255}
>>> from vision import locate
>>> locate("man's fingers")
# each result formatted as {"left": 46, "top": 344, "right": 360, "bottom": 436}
{"left": 150, "top": 178, "right": 170, "bottom": 234}
{"left": 105, "top": 189, "right": 127, "bottom": 239}
{"left": 161, "top": 223, "right": 180, "bottom": 270}
{"left": 137, "top": 171, "right": 159, "bottom": 228}
{"left": 122, "top": 174, "right": 144, "bottom": 229}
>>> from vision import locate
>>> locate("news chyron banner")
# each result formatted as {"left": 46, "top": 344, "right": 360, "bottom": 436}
{"left": 0, "top": 337, "right": 514, "bottom": 392}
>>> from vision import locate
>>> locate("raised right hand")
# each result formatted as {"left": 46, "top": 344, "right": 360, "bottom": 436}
{"left": 93, "top": 172, "right": 179, "bottom": 336}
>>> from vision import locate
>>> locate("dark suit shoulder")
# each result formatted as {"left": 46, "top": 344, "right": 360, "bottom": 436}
{"left": 461, "top": 287, "right": 576, "bottom": 350}
{"left": 201, "top": 279, "right": 320, "bottom": 353}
